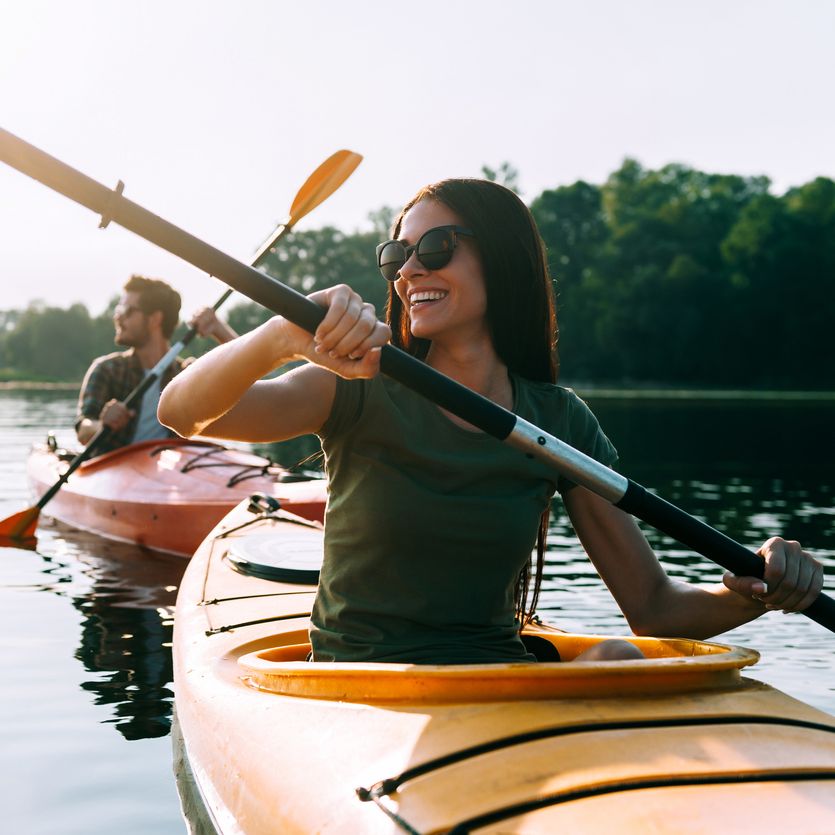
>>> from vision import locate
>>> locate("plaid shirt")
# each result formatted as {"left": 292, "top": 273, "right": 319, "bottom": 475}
{"left": 75, "top": 349, "right": 184, "bottom": 454}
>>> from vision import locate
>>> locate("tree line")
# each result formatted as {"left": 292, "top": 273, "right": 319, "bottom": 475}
{"left": 2, "top": 159, "right": 833, "bottom": 389}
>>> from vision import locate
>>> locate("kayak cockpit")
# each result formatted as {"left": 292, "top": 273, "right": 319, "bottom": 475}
{"left": 200, "top": 512, "right": 761, "bottom": 705}
{"left": 237, "top": 626, "right": 760, "bottom": 704}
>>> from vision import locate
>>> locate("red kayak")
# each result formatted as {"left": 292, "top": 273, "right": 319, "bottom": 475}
{"left": 27, "top": 437, "right": 327, "bottom": 557}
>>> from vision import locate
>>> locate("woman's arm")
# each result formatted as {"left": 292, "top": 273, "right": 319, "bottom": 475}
{"left": 158, "top": 285, "right": 390, "bottom": 443}
{"left": 563, "top": 485, "right": 824, "bottom": 639}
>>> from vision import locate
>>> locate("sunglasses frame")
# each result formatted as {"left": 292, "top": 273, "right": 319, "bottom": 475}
{"left": 376, "top": 225, "right": 475, "bottom": 282}
{"left": 113, "top": 303, "right": 144, "bottom": 319}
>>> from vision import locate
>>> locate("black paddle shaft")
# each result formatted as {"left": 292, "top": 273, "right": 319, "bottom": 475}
{"left": 617, "top": 483, "right": 834, "bottom": 629}
{"left": 1, "top": 127, "right": 832, "bottom": 632}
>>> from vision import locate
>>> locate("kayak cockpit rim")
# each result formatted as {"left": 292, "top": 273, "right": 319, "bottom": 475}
{"left": 234, "top": 629, "right": 760, "bottom": 704}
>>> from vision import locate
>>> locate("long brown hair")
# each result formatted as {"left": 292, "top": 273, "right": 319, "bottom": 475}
{"left": 386, "top": 179, "right": 558, "bottom": 624}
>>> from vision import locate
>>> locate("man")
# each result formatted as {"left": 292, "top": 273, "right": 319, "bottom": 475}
{"left": 76, "top": 275, "right": 236, "bottom": 453}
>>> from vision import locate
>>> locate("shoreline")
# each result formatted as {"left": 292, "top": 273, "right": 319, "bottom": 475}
{"left": 2, "top": 380, "right": 834, "bottom": 401}
{"left": 573, "top": 387, "right": 835, "bottom": 401}
{"left": 0, "top": 381, "right": 79, "bottom": 391}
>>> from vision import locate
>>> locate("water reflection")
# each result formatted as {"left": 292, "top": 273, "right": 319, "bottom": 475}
{"left": 587, "top": 396, "right": 835, "bottom": 481}
{"left": 0, "top": 390, "right": 186, "bottom": 740}
{"left": 544, "top": 477, "right": 835, "bottom": 603}
{"left": 76, "top": 602, "right": 174, "bottom": 740}
{"left": 32, "top": 519, "right": 186, "bottom": 740}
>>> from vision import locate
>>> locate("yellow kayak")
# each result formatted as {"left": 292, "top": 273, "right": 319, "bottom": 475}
{"left": 172, "top": 497, "right": 835, "bottom": 834}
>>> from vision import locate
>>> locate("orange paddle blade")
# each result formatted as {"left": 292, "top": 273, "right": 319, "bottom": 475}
{"left": 0, "top": 505, "right": 40, "bottom": 541}
{"left": 251, "top": 149, "right": 363, "bottom": 267}
{"left": 286, "top": 149, "right": 363, "bottom": 226}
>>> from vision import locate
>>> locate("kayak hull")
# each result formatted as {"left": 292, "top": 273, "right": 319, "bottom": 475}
{"left": 27, "top": 438, "right": 327, "bottom": 557}
{"left": 173, "top": 501, "right": 835, "bottom": 834}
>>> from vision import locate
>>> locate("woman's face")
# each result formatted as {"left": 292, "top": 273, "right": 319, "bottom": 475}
{"left": 394, "top": 199, "right": 488, "bottom": 345}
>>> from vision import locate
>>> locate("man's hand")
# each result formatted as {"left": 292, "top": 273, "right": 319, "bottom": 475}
{"left": 100, "top": 399, "right": 135, "bottom": 432}
{"left": 189, "top": 307, "right": 238, "bottom": 344}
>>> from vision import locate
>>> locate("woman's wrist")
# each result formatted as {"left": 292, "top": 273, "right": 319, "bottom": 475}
{"left": 262, "top": 316, "right": 311, "bottom": 366}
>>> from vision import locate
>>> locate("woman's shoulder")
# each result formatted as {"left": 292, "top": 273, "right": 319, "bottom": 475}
{"left": 514, "top": 376, "right": 592, "bottom": 414}
{"left": 513, "top": 377, "right": 613, "bottom": 455}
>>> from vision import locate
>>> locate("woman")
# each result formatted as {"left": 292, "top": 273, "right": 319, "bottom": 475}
{"left": 158, "top": 179, "right": 823, "bottom": 664}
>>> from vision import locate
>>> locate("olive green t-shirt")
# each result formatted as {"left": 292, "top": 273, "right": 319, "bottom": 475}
{"left": 311, "top": 374, "right": 617, "bottom": 664}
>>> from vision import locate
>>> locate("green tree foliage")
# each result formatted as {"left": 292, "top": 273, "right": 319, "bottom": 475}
{"left": 528, "top": 160, "right": 830, "bottom": 387}
{"left": 0, "top": 301, "right": 115, "bottom": 382}
{"left": 481, "top": 161, "right": 521, "bottom": 194}
{"left": 2, "top": 167, "right": 832, "bottom": 391}
{"left": 530, "top": 180, "right": 609, "bottom": 379}
{"left": 591, "top": 160, "right": 772, "bottom": 383}
{"left": 721, "top": 178, "right": 835, "bottom": 386}
{"left": 367, "top": 205, "right": 398, "bottom": 237}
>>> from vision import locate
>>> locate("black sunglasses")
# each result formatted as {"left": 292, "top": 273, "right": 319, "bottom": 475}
{"left": 376, "top": 225, "right": 475, "bottom": 282}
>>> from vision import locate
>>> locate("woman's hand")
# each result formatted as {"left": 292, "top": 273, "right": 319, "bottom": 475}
{"left": 722, "top": 536, "right": 824, "bottom": 613}
{"left": 159, "top": 284, "right": 390, "bottom": 442}
{"left": 290, "top": 284, "right": 390, "bottom": 379}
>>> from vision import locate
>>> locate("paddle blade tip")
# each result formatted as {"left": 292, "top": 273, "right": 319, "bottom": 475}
{"left": 0, "top": 506, "right": 40, "bottom": 541}
{"left": 286, "top": 149, "right": 364, "bottom": 225}
{"left": 332, "top": 149, "right": 363, "bottom": 164}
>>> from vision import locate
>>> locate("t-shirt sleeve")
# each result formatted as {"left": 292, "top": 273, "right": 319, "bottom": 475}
{"left": 558, "top": 391, "right": 618, "bottom": 493}
{"left": 318, "top": 376, "right": 367, "bottom": 440}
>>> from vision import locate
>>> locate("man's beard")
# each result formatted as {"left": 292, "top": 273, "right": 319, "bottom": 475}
{"left": 115, "top": 324, "right": 150, "bottom": 348}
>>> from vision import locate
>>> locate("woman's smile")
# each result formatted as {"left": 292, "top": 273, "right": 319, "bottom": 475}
{"left": 408, "top": 289, "right": 448, "bottom": 306}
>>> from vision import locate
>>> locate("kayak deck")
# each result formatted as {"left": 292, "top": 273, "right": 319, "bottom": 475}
{"left": 174, "top": 500, "right": 835, "bottom": 833}
{"left": 27, "top": 437, "right": 327, "bottom": 556}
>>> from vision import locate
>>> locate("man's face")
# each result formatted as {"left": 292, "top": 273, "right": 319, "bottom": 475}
{"left": 112, "top": 292, "right": 151, "bottom": 348}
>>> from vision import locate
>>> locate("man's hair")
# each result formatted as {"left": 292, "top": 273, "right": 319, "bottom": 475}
{"left": 123, "top": 275, "right": 181, "bottom": 338}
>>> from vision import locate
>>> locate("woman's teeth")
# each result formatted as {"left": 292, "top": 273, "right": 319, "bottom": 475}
{"left": 410, "top": 290, "right": 447, "bottom": 306}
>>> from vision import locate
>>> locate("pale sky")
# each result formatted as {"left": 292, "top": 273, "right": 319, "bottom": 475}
{"left": 1, "top": 0, "right": 833, "bottom": 319}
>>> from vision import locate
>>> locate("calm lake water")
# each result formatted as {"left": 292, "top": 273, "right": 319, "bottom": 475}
{"left": 1, "top": 388, "right": 833, "bottom": 834}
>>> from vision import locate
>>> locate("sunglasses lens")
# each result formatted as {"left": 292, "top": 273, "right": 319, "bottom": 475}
{"left": 376, "top": 227, "right": 466, "bottom": 280}
{"left": 378, "top": 241, "right": 405, "bottom": 281}
{"left": 416, "top": 228, "right": 455, "bottom": 270}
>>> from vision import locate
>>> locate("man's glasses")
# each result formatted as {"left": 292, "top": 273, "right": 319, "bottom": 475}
{"left": 113, "top": 304, "right": 143, "bottom": 319}
{"left": 376, "top": 225, "right": 474, "bottom": 282}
